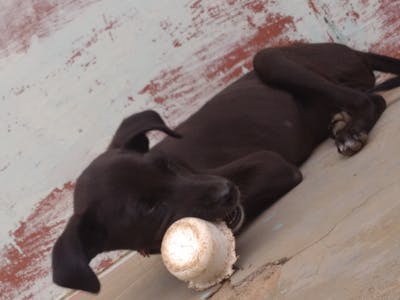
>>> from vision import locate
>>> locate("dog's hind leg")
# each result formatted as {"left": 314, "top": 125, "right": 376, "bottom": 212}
{"left": 253, "top": 46, "right": 386, "bottom": 156}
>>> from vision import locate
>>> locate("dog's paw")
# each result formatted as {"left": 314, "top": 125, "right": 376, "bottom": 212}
{"left": 335, "top": 130, "right": 368, "bottom": 156}
{"left": 329, "top": 111, "right": 351, "bottom": 138}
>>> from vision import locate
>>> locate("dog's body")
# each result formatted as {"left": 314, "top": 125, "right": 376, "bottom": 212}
{"left": 52, "top": 43, "right": 400, "bottom": 293}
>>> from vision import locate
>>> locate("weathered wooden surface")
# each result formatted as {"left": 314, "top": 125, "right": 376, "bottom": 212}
{"left": 0, "top": 0, "right": 399, "bottom": 299}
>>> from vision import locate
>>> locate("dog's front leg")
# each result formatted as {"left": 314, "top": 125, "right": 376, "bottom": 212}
{"left": 211, "top": 151, "right": 302, "bottom": 226}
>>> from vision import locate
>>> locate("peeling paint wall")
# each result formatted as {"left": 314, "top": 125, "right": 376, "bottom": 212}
{"left": 0, "top": 0, "right": 399, "bottom": 299}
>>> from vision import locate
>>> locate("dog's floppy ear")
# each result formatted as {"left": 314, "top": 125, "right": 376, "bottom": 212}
{"left": 52, "top": 214, "right": 101, "bottom": 293}
{"left": 109, "top": 110, "right": 181, "bottom": 152}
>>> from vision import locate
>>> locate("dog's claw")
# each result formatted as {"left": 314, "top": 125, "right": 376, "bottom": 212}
{"left": 335, "top": 130, "right": 368, "bottom": 156}
{"left": 330, "top": 111, "right": 369, "bottom": 156}
{"left": 329, "top": 111, "right": 351, "bottom": 138}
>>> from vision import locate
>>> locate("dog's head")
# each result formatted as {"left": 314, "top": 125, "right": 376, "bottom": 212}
{"left": 52, "top": 110, "right": 239, "bottom": 293}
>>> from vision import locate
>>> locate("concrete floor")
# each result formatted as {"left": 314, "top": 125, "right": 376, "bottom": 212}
{"left": 70, "top": 89, "right": 400, "bottom": 299}
{"left": 1, "top": 0, "right": 399, "bottom": 299}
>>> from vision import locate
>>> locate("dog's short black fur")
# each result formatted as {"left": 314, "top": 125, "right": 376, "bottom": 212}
{"left": 52, "top": 43, "right": 400, "bottom": 293}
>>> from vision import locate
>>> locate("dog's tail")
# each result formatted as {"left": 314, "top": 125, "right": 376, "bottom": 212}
{"left": 373, "top": 79, "right": 400, "bottom": 106}
{"left": 360, "top": 52, "right": 400, "bottom": 106}
{"left": 364, "top": 52, "right": 400, "bottom": 75}
{"left": 369, "top": 76, "right": 400, "bottom": 93}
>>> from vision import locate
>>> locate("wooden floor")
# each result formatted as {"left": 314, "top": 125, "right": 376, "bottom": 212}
{"left": 0, "top": 1, "right": 399, "bottom": 299}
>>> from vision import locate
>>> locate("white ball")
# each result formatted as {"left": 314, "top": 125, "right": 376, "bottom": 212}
{"left": 161, "top": 217, "right": 237, "bottom": 290}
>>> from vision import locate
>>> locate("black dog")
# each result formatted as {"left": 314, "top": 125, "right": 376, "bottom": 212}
{"left": 52, "top": 43, "right": 400, "bottom": 293}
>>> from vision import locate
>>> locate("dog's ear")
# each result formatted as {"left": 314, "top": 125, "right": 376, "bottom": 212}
{"left": 109, "top": 110, "right": 181, "bottom": 152}
{"left": 52, "top": 214, "right": 102, "bottom": 294}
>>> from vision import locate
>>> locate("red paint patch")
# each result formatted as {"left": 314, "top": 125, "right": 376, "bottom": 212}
{"left": 190, "top": 0, "right": 202, "bottom": 10}
{"left": 67, "top": 50, "right": 82, "bottom": 65}
{"left": 0, "top": 182, "right": 74, "bottom": 299}
{"left": 97, "top": 257, "right": 114, "bottom": 270}
{"left": 139, "top": 67, "right": 184, "bottom": 104}
{"left": 160, "top": 19, "right": 173, "bottom": 31}
{"left": 0, "top": 181, "right": 123, "bottom": 299}
{"left": 205, "top": 15, "right": 295, "bottom": 85}
{"left": 103, "top": 14, "right": 117, "bottom": 31}
{"left": 247, "top": 16, "right": 257, "bottom": 28}
{"left": 154, "top": 96, "right": 166, "bottom": 104}
{"left": 368, "top": 0, "right": 400, "bottom": 57}
{"left": 67, "top": 16, "right": 120, "bottom": 66}
{"left": 308, "top": 0, "right": 319, "bottom": 14}
{"left": 347, "top": 10, "right": 360, "bottom": 20}
{"left": 139, "top": 2, "right": 298, "bottom": 105}
{"left": 0, "top": 0, "right": 100, "bottom": 57}
{"left": 243, "top": 0, "right": 265, "bottom": 13}
{"left": 207, "top": 5, "right": 221, "bottom": 18}
{"left": 173, "top": 39, "right": 182, "bottom": 48}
